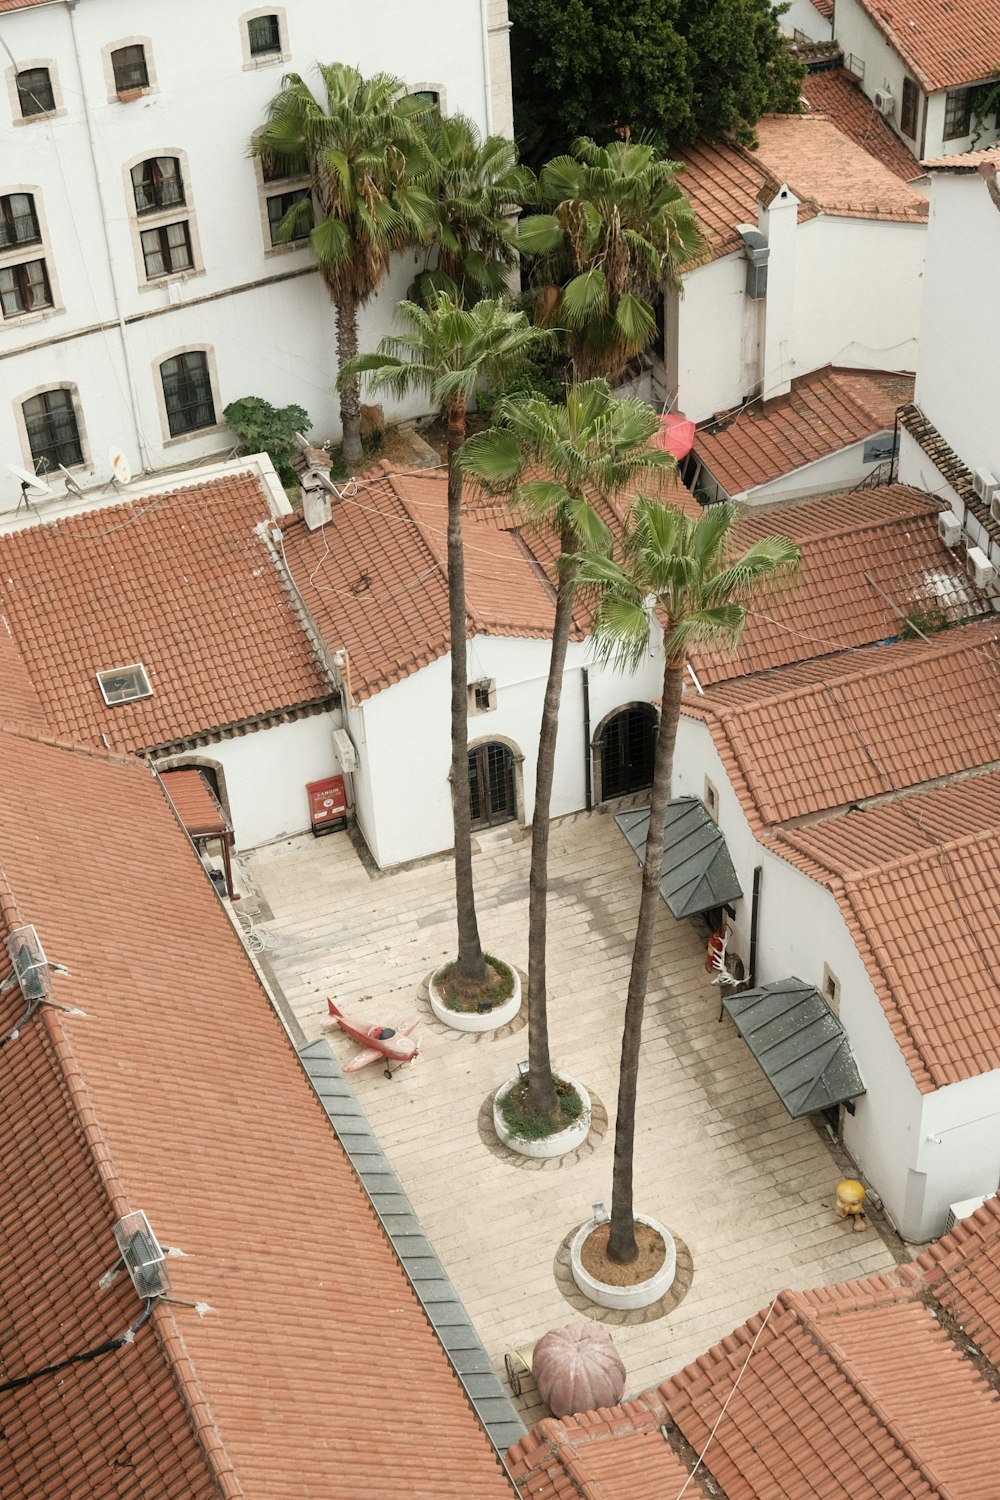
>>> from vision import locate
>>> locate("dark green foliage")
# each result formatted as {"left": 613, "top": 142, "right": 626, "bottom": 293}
{"left": 497, "top": 1075, "right": 586, "bottom": 1138}
{"left": 223, "top": 396, "right": 310, "bottom": 484}
{"left": 476, "top": 348, "right": 565, "bottom": 419}
{"left": 509, "top": 0, "right": 803, "bottom": 162}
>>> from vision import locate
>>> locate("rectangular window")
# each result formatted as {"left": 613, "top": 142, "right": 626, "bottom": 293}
{"left": 900, "top": 77, "right": 919, "bottom": 139}
{"left": 0, "top": 194, "right": 41, "bottom": 250}
{"left": 0, "top": 258, "right": 52, "bottom": 317}
{"left": 140, "top": 221, "right": 193, "bottom": 278}
{"left": 411, "top": 89, "right": 440, "bottom": 105}
{"left": 161, "top": 352, "right": 216, "bottom": 437}
{"left": 248, "top": 14, "right": 281, "bottom": 54}
{"left": 266, "top": 188, "right": 313, "bottom": 245}
{"left": 23, "top": 389, "right": 82, "bottom": 470}
{"left": 96, "top": 665, "right": 153, "bottom": 705}
{"left": 704, "top": 777, "right": 719, "bottom": 821}
{"left": 822, "top": 963, "right": 841, "bottom": 1016}
{"left": 16, "top": 67, "right": 54, "bottom": 116}
{"left": 131, "top": 157, "right": 185, "bottom": 215}
{"left": 944, "top": 88, "right": 972, "bottom": 140}
{"left": 111, "top": 45, "right": 149, "bottom": 93}
{"left": 468, "top": 678, "right": 497, "bottom": 713}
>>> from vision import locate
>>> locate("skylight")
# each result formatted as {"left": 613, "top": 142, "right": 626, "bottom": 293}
{"left": 96, "top": 664, "right": 153, "bottom": 706}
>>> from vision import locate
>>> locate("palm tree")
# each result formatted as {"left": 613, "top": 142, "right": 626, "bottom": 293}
{"left": 416, "top": 112, "right": 529, "bottom": 306}
{"left": 340, "top": 295, "right": 551, "bottom": 989}
{"left": 577, "top": 499, "right": 799, "bottom": 1261}
{"left": 461, "top": 382, "right": 673, "bottom": 1119}
{"left": 253, "top": 63, "right": 436, "bottom": 467}
{"left": 517, "top": 137, "right": 703, "bottom": 382}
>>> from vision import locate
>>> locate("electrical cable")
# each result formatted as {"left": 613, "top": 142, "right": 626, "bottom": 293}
{"left": 0, "top": 1299, "right": 154, "bottom": 1396}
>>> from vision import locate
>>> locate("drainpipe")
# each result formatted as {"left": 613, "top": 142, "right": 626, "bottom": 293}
{"left": 582, "top": 666, "right": 592, "bottom": 812}
{"left": 479, "top": 0, "right": 494, "bottom": 132}
{"left": 748, "top": 865, "right": 762, "bottom": 987}
{"left": 64, "top": 0, "right": 152, "bottom": 472}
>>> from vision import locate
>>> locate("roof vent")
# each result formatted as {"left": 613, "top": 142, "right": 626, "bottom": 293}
{"left": 113, "top": 1211, "right": 171, "bottom": 1300}
{"left": 96, "top": 664, "right": 153, "bottom": 706}
{"left": 736, "top": 225, "right": 768, "bottom": 300}
{"left": 937, "top": 510, "right": 962, "bottom": 547}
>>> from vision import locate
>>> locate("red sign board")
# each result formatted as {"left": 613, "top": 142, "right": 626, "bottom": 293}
{"left": 307, "top": 775, "right": 347, "bottom": 833}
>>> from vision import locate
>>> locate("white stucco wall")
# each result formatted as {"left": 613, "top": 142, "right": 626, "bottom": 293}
{"left": 698, "top": 432, "right": 895, "bottom": 505}
{"left": 780, "top": 0, "right": 833, "bottom": 41}
{"left": 156, "top": 709, "right": 340, "bottom": 850}
{"left": 669, "top": 255, "right": 762, "bottom": 423}
{"left": 672, "top": 709, "right": 999, "bottom": 1240}
{"left": 0, "top": 0, "right": 506, "bottom": 482}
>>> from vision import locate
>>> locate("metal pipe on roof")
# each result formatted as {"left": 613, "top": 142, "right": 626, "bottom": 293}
{"left": 748, "top": 865, "right": 762, "bottom": 988}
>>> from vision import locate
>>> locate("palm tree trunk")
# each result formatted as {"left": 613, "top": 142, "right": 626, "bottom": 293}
{"left": 334, "top": 290, "right": 364, "bottom": 469}
{"left": 525, "top": 534, "right": 577, "bottom": 1120}
{"left": 447, "top": 399, "right": 487, "bottom": 987}
{"left": 607, "top": 653, "right": 684, "bottom": 1263}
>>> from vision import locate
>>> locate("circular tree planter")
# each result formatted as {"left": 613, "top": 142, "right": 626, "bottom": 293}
{"left": 493, "top": 1074, "right": 592, "bottom": 1159}
{"left": 569, "top": 1214, "right": 677, "bottom": 1311}
{"left": 428, "top": 962, "right": 521, "bottom": 1033}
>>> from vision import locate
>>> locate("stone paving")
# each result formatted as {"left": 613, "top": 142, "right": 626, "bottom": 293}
{"left": 247, "top": 811, "right": 898, "bottom": 1429}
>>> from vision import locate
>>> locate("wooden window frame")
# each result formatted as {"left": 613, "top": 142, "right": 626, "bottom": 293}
{"left": 0, "top": 257, "right": 52, "bottom": 318}
{"left": 900, "top": 77, "right": 919, "bottom": 140}
{"left": 160, "top": 350, "right": 217, "bottom": 438}
{"left": 22, "top": 387, "right": 84, "bottom": 472}
{"left": 140, "top": 220, "right": 193, "bottom": 279}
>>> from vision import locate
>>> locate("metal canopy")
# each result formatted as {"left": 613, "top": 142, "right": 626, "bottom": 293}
{"left": 615, "top": 799, "right": 743, "bottom": 919}
{"left": 722, "top": 979, "right": 866, "bottom": 1118}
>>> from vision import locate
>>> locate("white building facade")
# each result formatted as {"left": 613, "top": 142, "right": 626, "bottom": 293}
{"left": 0, "top": 0, "right": 511, "bottom": 492}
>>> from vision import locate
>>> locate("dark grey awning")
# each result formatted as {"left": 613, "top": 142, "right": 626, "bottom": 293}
{"left": 615, "top": 799, "right": 742, "bottom": 919}
{"left": 722, "top": 979, "right": 865, "bottom": 1118}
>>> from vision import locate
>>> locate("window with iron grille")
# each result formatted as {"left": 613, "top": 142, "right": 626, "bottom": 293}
{"left": 16, "top": 67, "right": 55, "bottom": 116}
{"left": 267, "top": 188, "right": 312, "bottom": 244}
{"left": 161, "top": 352, "right": 216, "bottom": 437}
{"left": 600, "top": 705, "right": 656, "bottom": 800}
{"left": 943, "top": 88, "right": 972, "bottom": 140}
{"left": 23, "top": 389, "right": 82, "bottom": 470}
{"left": 111, "top": 44, "right": 149, "bottom": 93}
{"left": 900, "top": 77, "right": 919, "bottom": 139}
{"left": 0, "top": 258, "right": 52, "bottom": 317}
{"left": 0, "top": 194, "right": 41, "bottom": 250}
{"left": 248, "top": 14, "right": 281, "bottom": 54}
{"left": 131, "top": 158, "right": 185, "bottom": 215}
{"left": 140, "top": 220, "right": 192, "bottom": 278}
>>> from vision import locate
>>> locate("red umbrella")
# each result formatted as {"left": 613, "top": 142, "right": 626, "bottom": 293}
{"left": 532, "top": 1321, "right": 627, "bottom": 1417}
{"left": 651, "top": 412, "right": 696, "bottom": 461}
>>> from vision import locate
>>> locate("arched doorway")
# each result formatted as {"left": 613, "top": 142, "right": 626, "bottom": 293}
{"left": 599, "top": 705, "right": 657, "bottom": 800}
{"left": 468, "top": 741, "right": 517, "bottom": 830}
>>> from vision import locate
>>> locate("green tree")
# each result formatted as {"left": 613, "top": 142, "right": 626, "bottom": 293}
{"left": 341, "top": 295, "right": 551, "bottom": 989}
{"left": 578, "top": 499, "right": 799, "bottom": 1261}
{"left": 461, "top": 382, "right": 672, "bottom": 1119}
{"left": 509, "top": 0, "right": 802, "bottom": 163}
{"left": 253, "top": 63, "right": 435, "bottom": 467}
{"left": 417, "top": 112, "right": 529, "bottom": 306}
{"left": 223, "top": 396, "right": 310, "bottom": 484}
{"left": 517, "top": 137, "right": 702, "bottom": 382}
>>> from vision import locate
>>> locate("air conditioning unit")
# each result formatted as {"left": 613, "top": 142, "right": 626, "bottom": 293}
{"left": 966, "top": 544, "right": 996, "bottom": 588}
{"left": 113, "top": 1210, "right": 171, "bottom": 1300}
{"left": 873, "top": 87, "right": 894, "bottom": 115}
{"left": 991, "top": 494, "right": 1000, "bottom": 525}
{"left": 974, "top": 468, "right": 1000, "bottom": 504}
{"left": 937, "top": 510, "right": 962, "bottom": 547}
{"left": 332, "top": 726, "right": 358, "bottom": 773}
{"left": 944, "top": 1194, "right": 988, "bottom": 1233}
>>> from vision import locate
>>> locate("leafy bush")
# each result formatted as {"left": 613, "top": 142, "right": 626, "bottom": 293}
{"left": 477, "top": 353, "right": 565, "bottom": 420}
{"left": 223, "top": 396, "right": 311, "bottom": 484}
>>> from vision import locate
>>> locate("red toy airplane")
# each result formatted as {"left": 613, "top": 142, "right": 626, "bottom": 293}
{"left": 324, "top": 999, "right": 420, "bottom": 1078}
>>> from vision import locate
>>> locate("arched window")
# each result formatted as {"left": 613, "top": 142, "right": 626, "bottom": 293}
{"left": 160, "top": 351, "right": 215, "bottom": 437}
{"left": 599, "top": 705, "right": 657, "bottom": 800}
{"left": 131, "top": 157, "right": 184, "bottom": 215}
{"left": 468, "top": 741, "right": 516, "bottom": 830}
{"left": 23, "top": 388, "right": 82, "bottom": 470}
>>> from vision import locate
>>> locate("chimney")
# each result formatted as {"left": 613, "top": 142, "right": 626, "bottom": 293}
{"left": 757, "top": 181, "right": 799, "bottom": 403}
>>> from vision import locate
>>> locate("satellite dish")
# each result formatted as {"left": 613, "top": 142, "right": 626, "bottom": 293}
{"left": 58, "top": 464, "right": 85, "bottom": 498}
{"left": 109, "top": 445, "right": 132, "bottom": 485}
{"left": 8, "top": 463, "right": 53, "bottom": 495}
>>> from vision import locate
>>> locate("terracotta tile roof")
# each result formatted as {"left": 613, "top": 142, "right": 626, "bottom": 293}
{"left": 677, "top": 114, "right": 926, "bottom": 265}
{"left": 691, "top": 483, "right": 988, "bottom": 685}
{"left": 683, "top": 619, "right": 1000, "bottom": 829}
{"left": 800, "top": 70, "right": 923, "bottom": 180}
{"left": 0, "top": 724, "right": 514, "bottom": 1499}
{"left": 813, "top": 0, "right": 835, "bottom": 16}
{"left": 280, "top": 462, "right": 700, "bottom": 701}
{"left": 770, "top": 772, "right": 1000, "bottom": 1088}
{"left": 851, "top": 0, "right": 1000, "bottom": 92}
{"left": 0, "top": 474, "right": 332, "bottom": 755}
{"left": 752, "top": 113, "right": 928, "bottom": 218}
{"left": 0, "top": 0, "right": 52, "bottom": 10}
{"left": 0, "top": 614, "right": 48, "bottom": 728}
{"left": 922, "top": 145, "right": 1000, "bottom": 169}
{"left": 917, "top": 1194, "right": 1000, "bottom": 1364}
{"left": 508, "top": 1404, "right": 697, "bottom": 1499}
{"left": 693, "top": 367, "right": 914, "bottom": 497}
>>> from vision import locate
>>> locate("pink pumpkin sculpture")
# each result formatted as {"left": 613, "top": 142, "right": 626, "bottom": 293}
{"left": 532, "top": 1321, "right": 627, "bottom": 1417}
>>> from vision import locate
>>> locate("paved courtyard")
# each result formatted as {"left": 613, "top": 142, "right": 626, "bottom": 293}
{"left": 247, "top": 811, "right": 897, "bottom": 1427}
